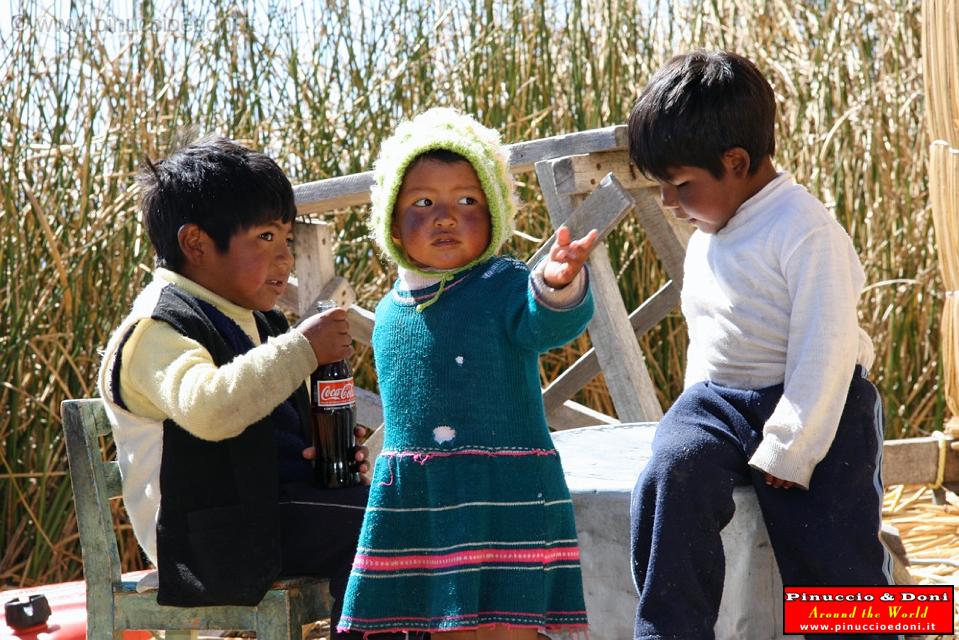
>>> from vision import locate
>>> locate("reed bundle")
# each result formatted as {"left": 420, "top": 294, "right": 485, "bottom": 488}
{"left": 922, "top": 0, "right": 959, "bottom": 146}
{"left": 922, "top": 0, "right": 959, "bottom": 432}
{"left": 929, "top": 144, "right": 959, "bottom": 425}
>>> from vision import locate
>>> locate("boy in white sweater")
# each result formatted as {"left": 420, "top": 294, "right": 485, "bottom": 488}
{"left": 627, "top": 51, "right": 896, "bottom": 640}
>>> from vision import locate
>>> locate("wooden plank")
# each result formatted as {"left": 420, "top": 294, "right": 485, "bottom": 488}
{"left": 295, "top": 172, "right": 376, "bottom": 216}
{"left": 547, "top": 400, "right": 619, "bottom": 431}
{"left": 280, "top": 275, "right": 358, "bottom": 318}
{"left": 293, "top": 219, "right": 336, "bottom": 317}
{"left": 294, "top": 125, "right": 629, "bottom": 215}
{"left": 507, "top": 125, "right": 628, "bottom": 174}
{"left": 355, "top": 386, "right": 383, "bottom": 432}
{"left": 312, "top": 276, "right": 357, "bottom": 311}
{"left": 630, "top": 187, "right": 689, "bottom": 285}
{"left": 542, "top": 281, "right": 680, "bottom": 412}
{"left": 355, "top": 386, "right": 385, "bottom": 470}
{"left": 570, "top": 244, "right": 662, "bottom": 421}
{"left": 552, "top": 149, "right": 657, "bottom": 196}
{"left": 536, "top": 158, "right": 663, "bottom": 422}
{"left": 277, "top": 273, "right": 300, "bottom": 314}
{"left": 61, "top": 399, "right": 121, "bottom": 638}
{"left": 347, "top": 304, "right": 376, "bottom": 346}
{"left": 114, "top": 591, "right": 257, "bottom": 629}
{"left": 882, "top": 436, "right": 959, "bottom": 486}
{"left": 527, "top": 172, "right": 638, "bottom": 267}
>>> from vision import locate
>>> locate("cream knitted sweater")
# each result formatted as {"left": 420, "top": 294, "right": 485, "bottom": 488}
{"left": 97, "top": 269, "right": 316, "bottom": 563}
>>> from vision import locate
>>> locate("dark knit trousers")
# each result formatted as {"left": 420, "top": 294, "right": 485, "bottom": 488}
{"left": 279, "top": 483, "right": 425, "bottom": 640}
{"left": 630, "top": 366, "right": 897, "bottom": 640}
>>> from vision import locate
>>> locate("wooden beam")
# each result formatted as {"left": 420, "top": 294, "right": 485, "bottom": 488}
{"left": 507, "top": 125, "right": 628, "bottom": 174}
{"left": 527, "top": 172, "right": 639, "bottom": 268}
{"left": 311, "top": 276, "right": 357, "bottom": 312}
{"left": 547, "top": 400, "right": 619, "bottom": 431}
{"left": 536, "top": 159, "right": 663, "bottom": 422}
{"left": 292, "top": 219, "right": 335, "bottom": 317}
{"left": 631, "top": 188, "right": 690, "bottom": 286}
{"left": 355, "top": 387, "right": 384, "bottom": 475}
{"left": 294, "top": 125, "right": 629, "bottom": 215}
{"left": 355, "top": 386, "right": 383, "bottom": 433}
{"left": 347, "top": 304, "right": 376, "bottom": 346}
{"left": 551, "top": 149, "right": 658, "bottom": 196}
{"left": 882, "top": 435, "right": 959, "bottom": 486}
{"left": 542, "top": 281, "right": 680, "bottom": 412}
{"left": 295, "top": 172, "right": 376, "bottom": 216}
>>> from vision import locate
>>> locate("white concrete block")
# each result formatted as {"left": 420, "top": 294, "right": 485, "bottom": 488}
{"left": 551, "top": 423, "right": 792, "bottom": 640}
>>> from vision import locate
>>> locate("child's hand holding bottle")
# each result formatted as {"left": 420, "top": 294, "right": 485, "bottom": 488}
{"left": 298, "top": 305, "right": 354, "bottom": 364}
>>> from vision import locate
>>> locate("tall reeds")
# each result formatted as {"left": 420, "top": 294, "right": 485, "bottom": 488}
{"left": 0, "top": 0, "right": 940, "bottom": 585}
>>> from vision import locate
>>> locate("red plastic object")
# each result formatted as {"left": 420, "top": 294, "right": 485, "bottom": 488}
{"left": 1, "top": 573, "right": 154, "bottom": 639}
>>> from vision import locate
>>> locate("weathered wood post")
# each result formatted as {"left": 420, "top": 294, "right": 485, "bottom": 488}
{"left": 536, "top": 160, "right": 664, "bottom": 423}
{"left": 289, "top": 219, "right": 357, "bottom": 315}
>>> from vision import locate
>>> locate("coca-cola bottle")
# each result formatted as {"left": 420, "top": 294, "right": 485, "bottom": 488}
{"left": 310, "top": 301, "right": 361, "bottom": 488}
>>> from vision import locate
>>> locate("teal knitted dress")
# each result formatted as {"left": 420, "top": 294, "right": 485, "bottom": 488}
{"left": 338, "top": 256, "right": 592, "bottom": 636}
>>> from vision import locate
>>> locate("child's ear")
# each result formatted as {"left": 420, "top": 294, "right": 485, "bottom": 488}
{"left": 390, "top": 218, "right": 403, "bottom": 248}
{"left": 723, "top": 147, "right": 751, "bottom": 179}
{"left": 177, "top": 223, "right": 209, "bottom": 265}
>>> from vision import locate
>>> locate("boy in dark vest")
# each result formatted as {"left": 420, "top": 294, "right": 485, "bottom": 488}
{"left": 97, "top": 137, "right": 373, "bottom": 637}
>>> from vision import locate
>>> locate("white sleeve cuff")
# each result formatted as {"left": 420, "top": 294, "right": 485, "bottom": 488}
{"left": 530, "top": 262, "right": 588, "bottom": 310}
{"left": 748, "top": 437, "right": 814, "bottom": 490}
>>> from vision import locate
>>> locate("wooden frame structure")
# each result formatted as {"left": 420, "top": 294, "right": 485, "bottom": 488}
{"left": 282, "top": 125, "right": 958, "bottom": 488}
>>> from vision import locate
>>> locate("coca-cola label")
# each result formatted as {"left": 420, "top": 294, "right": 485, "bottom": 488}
{"left": 316, "top": 377, "right": 355, "bottom": 407}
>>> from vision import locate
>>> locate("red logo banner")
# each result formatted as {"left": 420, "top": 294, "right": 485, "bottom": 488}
{"left": 783, "top": 585, "right": 954, "bottom": 635}
{"left": 316, "top": 378, "right": 355, "bottom": 407}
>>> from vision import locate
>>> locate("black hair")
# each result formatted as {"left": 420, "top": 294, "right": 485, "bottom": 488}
{"left": 627, "top": 50, "right": 776, "bottom": 181}
{"left": 137, "top": 136, "right": 296, "bottom": 271}
{"left": 407, "top": 148, "right": 471, "bottom": 172}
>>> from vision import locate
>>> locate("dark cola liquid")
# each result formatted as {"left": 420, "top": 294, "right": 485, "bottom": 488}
{"left": 310, "top": 359, "right": 361, "bottom": 489}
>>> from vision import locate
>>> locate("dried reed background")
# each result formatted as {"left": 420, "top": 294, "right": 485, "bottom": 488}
{"left": 0, "top": 0, "right": 944, "bottom": 586}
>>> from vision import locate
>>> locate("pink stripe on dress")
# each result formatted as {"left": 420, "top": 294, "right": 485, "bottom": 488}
{"left": 353, "top": 546, "right": 580, "bottom": 571}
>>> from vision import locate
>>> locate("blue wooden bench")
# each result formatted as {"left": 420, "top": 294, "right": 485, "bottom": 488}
{"left": 61, "top": 398, "right": 331, "bottom": 639}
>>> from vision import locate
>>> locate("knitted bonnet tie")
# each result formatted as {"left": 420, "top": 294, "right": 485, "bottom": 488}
{"left": 369, "top": 107, "right": 518, "bottom": 311}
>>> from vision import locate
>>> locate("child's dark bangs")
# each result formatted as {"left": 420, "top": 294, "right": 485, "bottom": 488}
{"left": 630, "top": 120, "right": 684, "bottom": 183}
{"left": 237, "top": 172, "right": 297, "bottom": 227}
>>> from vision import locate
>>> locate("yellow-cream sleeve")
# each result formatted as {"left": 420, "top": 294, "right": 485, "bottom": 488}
{"left": 118, "top": 318, "right": 317, "bottom": 441}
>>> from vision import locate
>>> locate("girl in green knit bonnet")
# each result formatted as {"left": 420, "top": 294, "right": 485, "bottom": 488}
{"left": 338, "top": 108, "right": 597, "bottom": 640}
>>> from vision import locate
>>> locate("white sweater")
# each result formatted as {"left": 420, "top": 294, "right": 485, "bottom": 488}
{"left": 681, "top": 172, "right": 874, "bottom": 488}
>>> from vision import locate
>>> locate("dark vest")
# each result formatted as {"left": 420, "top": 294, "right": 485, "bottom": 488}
{"left": 143, "top": 285, "right": 310, "bottom": 606}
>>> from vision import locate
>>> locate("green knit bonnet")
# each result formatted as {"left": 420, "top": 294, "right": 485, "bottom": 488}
{"left": 369, "top": 108, "right": 517, "bottom": 281}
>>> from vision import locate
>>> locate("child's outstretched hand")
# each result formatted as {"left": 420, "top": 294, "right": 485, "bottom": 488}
{"left": 298, "top": 306, "right": 354, "bottom": 364}
{"left": 542, "top": 226, "right": 599, "bottom": 288}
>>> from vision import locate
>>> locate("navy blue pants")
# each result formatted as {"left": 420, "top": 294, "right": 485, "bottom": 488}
{"left": 279, "top": 482, "right": 370, "bottom": 639}
{"left": 630, "top": 367, "right": 896, "bottom": 640}
{"left": 279, "top": 483, "right": 428, "bottom": 640}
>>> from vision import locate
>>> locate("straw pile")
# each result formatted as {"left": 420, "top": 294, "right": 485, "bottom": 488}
{"left": 923, "top": 0, "right": 959, "bottom": 436}
{"left": 884, "top": 485, "right": 959, "bottom": 637}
